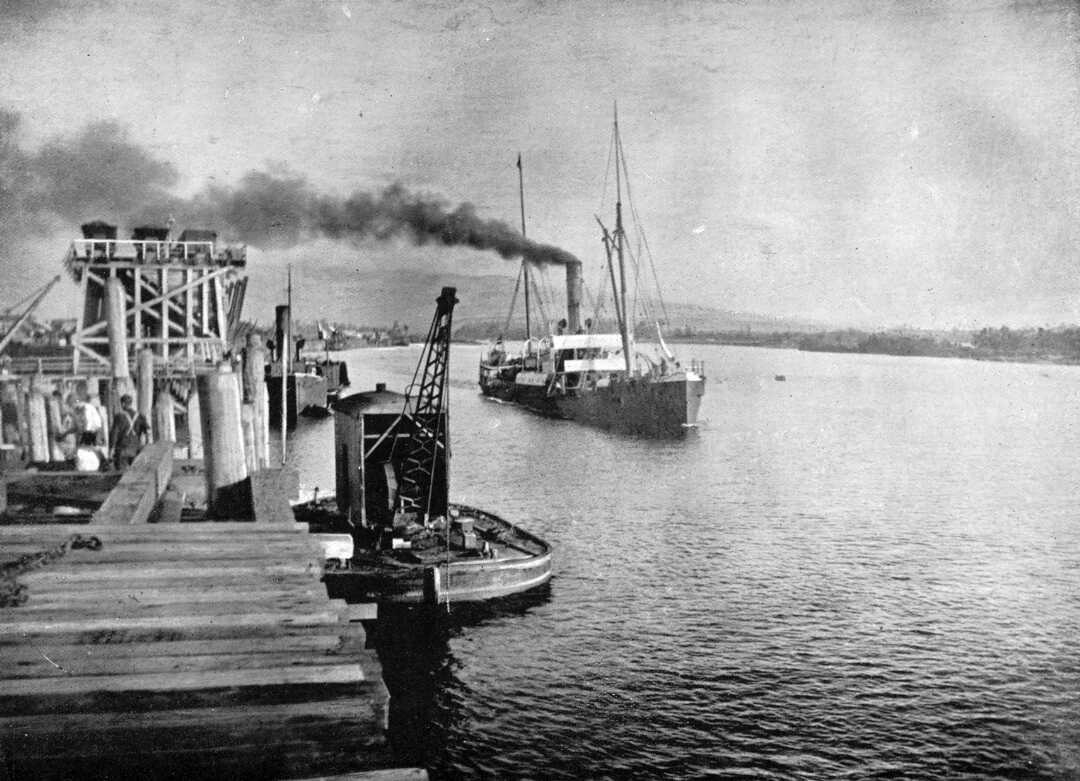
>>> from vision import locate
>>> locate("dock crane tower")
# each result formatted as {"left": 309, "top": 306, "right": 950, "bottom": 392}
{"left": 392, "top": 286, "right": 458, "bottom": 525}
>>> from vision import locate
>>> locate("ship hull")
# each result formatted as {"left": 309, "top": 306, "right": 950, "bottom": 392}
{"left": 266, "top": 372, "right": 328, "bottom": 429}
{"left": 319, "top": 504, "right": 553, "bottom": 605}
{"left": 480, "top": 366, "right": 705, "bottom": 436}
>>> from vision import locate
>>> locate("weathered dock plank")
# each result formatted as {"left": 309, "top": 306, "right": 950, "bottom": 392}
{"left": 0, "top": 503, "right": 394, "bottom": 779}
{"left": 10, "top": 573, "right": 326, "bottom": 598}
{"left": 1, "top": 539, "right": 323, "bottom": 558}
{"left": 0, "top": 698, "right": 387, "bottom": 750}
{"left": 251, "top": 467, "right": 301, "bottom": 523}
{"left": 0, "top": 521, "right": 310, "bottom": 539}
{"left": 0, "top": 608, "right": 347, "bottom": 637}
{"left": 1, "top": 650, "right": 363, "bottom": 680}
{"left": 6, "top": 733, "right": 395, "bottom": 781}
{"left": 11, "top": 584, "right": 330, "bottom": 606}
{"left": 0, "top": 663, "right": 365, "bottom": 698}
{"left": 18, "top": 561, "right": 322, "bottom": 581}
{"left": 0, "top": 634, "right": 347, "bottom": 665}
{"left": 91, "top": 441, "right": 173, "bottom": 525}
{"left": 6, "top": 594, "right": 348, "bottom": 620}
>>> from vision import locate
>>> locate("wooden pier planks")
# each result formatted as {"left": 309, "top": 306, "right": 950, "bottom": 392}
{"left": 0, "top": 521, "right": 392, "bottom": 780}
{"left": 92, "top": 441, "right": 173, "bottom": 525}
{"left": 251, "top": 466, "right": 302, "bottom": 523}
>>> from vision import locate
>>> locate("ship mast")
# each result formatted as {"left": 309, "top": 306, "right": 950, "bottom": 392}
{"left": 517, "top": 153, "right": 532, "bottom": 343}
{"left": 281, "top": 264, "right": 291, "bottom": 463}
{"left": 613, "top": 105, "right": 634, "bottom": 376}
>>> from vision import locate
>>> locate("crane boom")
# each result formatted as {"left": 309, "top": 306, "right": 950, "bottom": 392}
{"left": 0, "top": 275, "right": 62, "bottom": 355}
{"left": 396, "top": 286, "right": 458, "bottom": 522}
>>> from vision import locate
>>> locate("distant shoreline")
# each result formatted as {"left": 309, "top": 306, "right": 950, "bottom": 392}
{"left": 452, "top": 320, "right": 1080, "bottom": 368}
{"left": 666, "top": 331, "right": 1080, "bottom": 368}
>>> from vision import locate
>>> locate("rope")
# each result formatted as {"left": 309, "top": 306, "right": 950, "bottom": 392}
{"left": 0, "top": 534, "right": 103, "bottom": 607}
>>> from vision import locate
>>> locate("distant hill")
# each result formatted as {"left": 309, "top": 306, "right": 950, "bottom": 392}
{"left": 245, "top": 267, "right": 518, "bottom": 332}
{"left": 244, "top": 265, "right": 822, "bottom": 337}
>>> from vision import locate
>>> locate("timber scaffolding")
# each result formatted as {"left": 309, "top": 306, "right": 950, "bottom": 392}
{"left": 2, "top": 224, "right": 254, "bottom": 471}
{"left": 0, "top": 447, "right": 421, "bottom": 778}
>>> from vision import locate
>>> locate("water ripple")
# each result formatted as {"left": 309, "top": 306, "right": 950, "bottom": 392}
{"left": 293, "top": 345, "right": 1080, "bottom": 779}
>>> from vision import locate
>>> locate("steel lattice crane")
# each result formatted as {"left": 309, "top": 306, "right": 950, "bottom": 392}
{"left": 394, "top": 286, "right": 458, "bottom": 523}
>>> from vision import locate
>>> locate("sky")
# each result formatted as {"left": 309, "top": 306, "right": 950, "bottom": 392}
{"left": 2, "top": 0, "right": 1080, "bottom": 329}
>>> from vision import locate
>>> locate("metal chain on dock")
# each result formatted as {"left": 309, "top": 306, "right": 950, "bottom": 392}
{"left": 0, "top": 534, "right": 103, "bottom": 607}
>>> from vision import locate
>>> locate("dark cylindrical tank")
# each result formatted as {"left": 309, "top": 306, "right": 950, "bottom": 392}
{"left": 81, "top": 221, "right": 117, "bottom": 240}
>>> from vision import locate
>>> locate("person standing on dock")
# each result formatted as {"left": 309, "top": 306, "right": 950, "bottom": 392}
{"left": 110, "top": 394, "right": 149, "bottom": 468}
{"left": 71, "top": 393, "right": 103, "bottom": 446}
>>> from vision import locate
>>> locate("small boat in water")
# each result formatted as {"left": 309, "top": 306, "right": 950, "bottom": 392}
{"left": 298, "top": 287, "right": 552, "bottom": 605}
{"left": 478, "top": 110, "right": 706, "bottom": 436}
{"left": 265, "top": 274, "right": 349, "bottom": 428}
{"left": 310, "top": 501, "right": 552, "bottom": 604}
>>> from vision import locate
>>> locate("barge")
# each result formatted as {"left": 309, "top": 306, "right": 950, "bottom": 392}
{"left": 298, "top": 287, "right": 553, "bottom": 606}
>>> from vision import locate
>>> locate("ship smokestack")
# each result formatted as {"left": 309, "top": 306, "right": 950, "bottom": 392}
{"left": 566, "top": 260, "right": 582, "bottom": 334}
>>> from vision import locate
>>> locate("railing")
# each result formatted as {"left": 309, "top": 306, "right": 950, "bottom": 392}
{"left": 66, "top": 239, "right": 246, "bottom": 267}
{"left": 0, "top": 355, "right": 110, "bottom": 377}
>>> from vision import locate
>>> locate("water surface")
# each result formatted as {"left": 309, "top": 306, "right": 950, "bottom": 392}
{"left": 287, "top": 343, "right": 1080, "bottom": 779}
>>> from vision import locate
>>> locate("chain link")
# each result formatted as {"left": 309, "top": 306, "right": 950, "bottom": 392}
{"left": 1, "top": 534, "right": 103, "bottom": 607}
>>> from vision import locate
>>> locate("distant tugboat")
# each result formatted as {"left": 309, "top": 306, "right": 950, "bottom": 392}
{"left": 300, "top": 287, "right": 552, "bottom": 605}
{"left": 265, "top": 271, "right": 349, "bottom": 429}
{"left": 478, "top": 110, "right": 706, "bottom": 436}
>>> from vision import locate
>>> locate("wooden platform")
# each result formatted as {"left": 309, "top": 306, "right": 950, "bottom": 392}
{"left": 0, "top": 521, "right": 396, "bottom": 780}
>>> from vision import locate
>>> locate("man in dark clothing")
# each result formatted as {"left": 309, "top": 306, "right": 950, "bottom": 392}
{"left": 111, "top": 394, "right": 149, "bottom": 468}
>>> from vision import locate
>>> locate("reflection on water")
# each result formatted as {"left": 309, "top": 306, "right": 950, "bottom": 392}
{"left": 368, "top": 588, "right": 554, "bottom": 772}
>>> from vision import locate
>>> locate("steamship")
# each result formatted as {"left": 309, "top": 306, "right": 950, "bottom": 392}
{"left": 478, "top": 114, "right": 706, "bottom": 436}
{"left": 266, "top": 302, "right": 349, "bottom": 429}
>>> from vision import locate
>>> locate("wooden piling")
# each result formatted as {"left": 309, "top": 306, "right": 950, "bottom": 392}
{"left": 155, "top": 390, "right": 176, "bottom": 443}
{"left": 90, "top": 380, "right": 109, "bottom": 451}
{"left": 16, "top": 380, "right": 29, "bottom": 454}
{"left": 0, "top": 381, "right": 11, "bottom": 447}
{"left": 243, "top": 334, "right": 261, "bottom": 403}
{"left": 137, "top": 348, "right": 155, "bottom": 422}
{"left": 27, "top": 388, "right": 49, "bottom": 464}
{"left": 258, "top": 386, "right": 270, "bottom": 468}
{"left": 197, "top": 363, "right": 249, "bottom": 517}
{"left": 186, "top": 391, "right": 203, "bottom": 460}
{"left": 106, "top": 277, "right": 132, "bottom": 402}
{"left": 246, "top": 334, "right": 270, "bottom": 469}
{"left": 241, "top": 403, "right": 257, "bottom": 474}
{"left": 45, "top": 392, "right": 66, "bottom": 462}
{"left": 1, "top": 379, "right": 29, "bottom": 457}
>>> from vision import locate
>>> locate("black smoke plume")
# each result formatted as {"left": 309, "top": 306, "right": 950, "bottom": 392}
{"left": 312, "top": 184, "right": 578, "bottom": 266}
{"left": 2, "top": 109, "right": 578, "bottom": 267}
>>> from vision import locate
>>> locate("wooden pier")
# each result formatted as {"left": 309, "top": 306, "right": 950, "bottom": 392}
{"left": 1, "top": 226, "right": 426, "bottom": 780}
{"left": 0, "top": 449, "right": 418, "bottom": 780}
